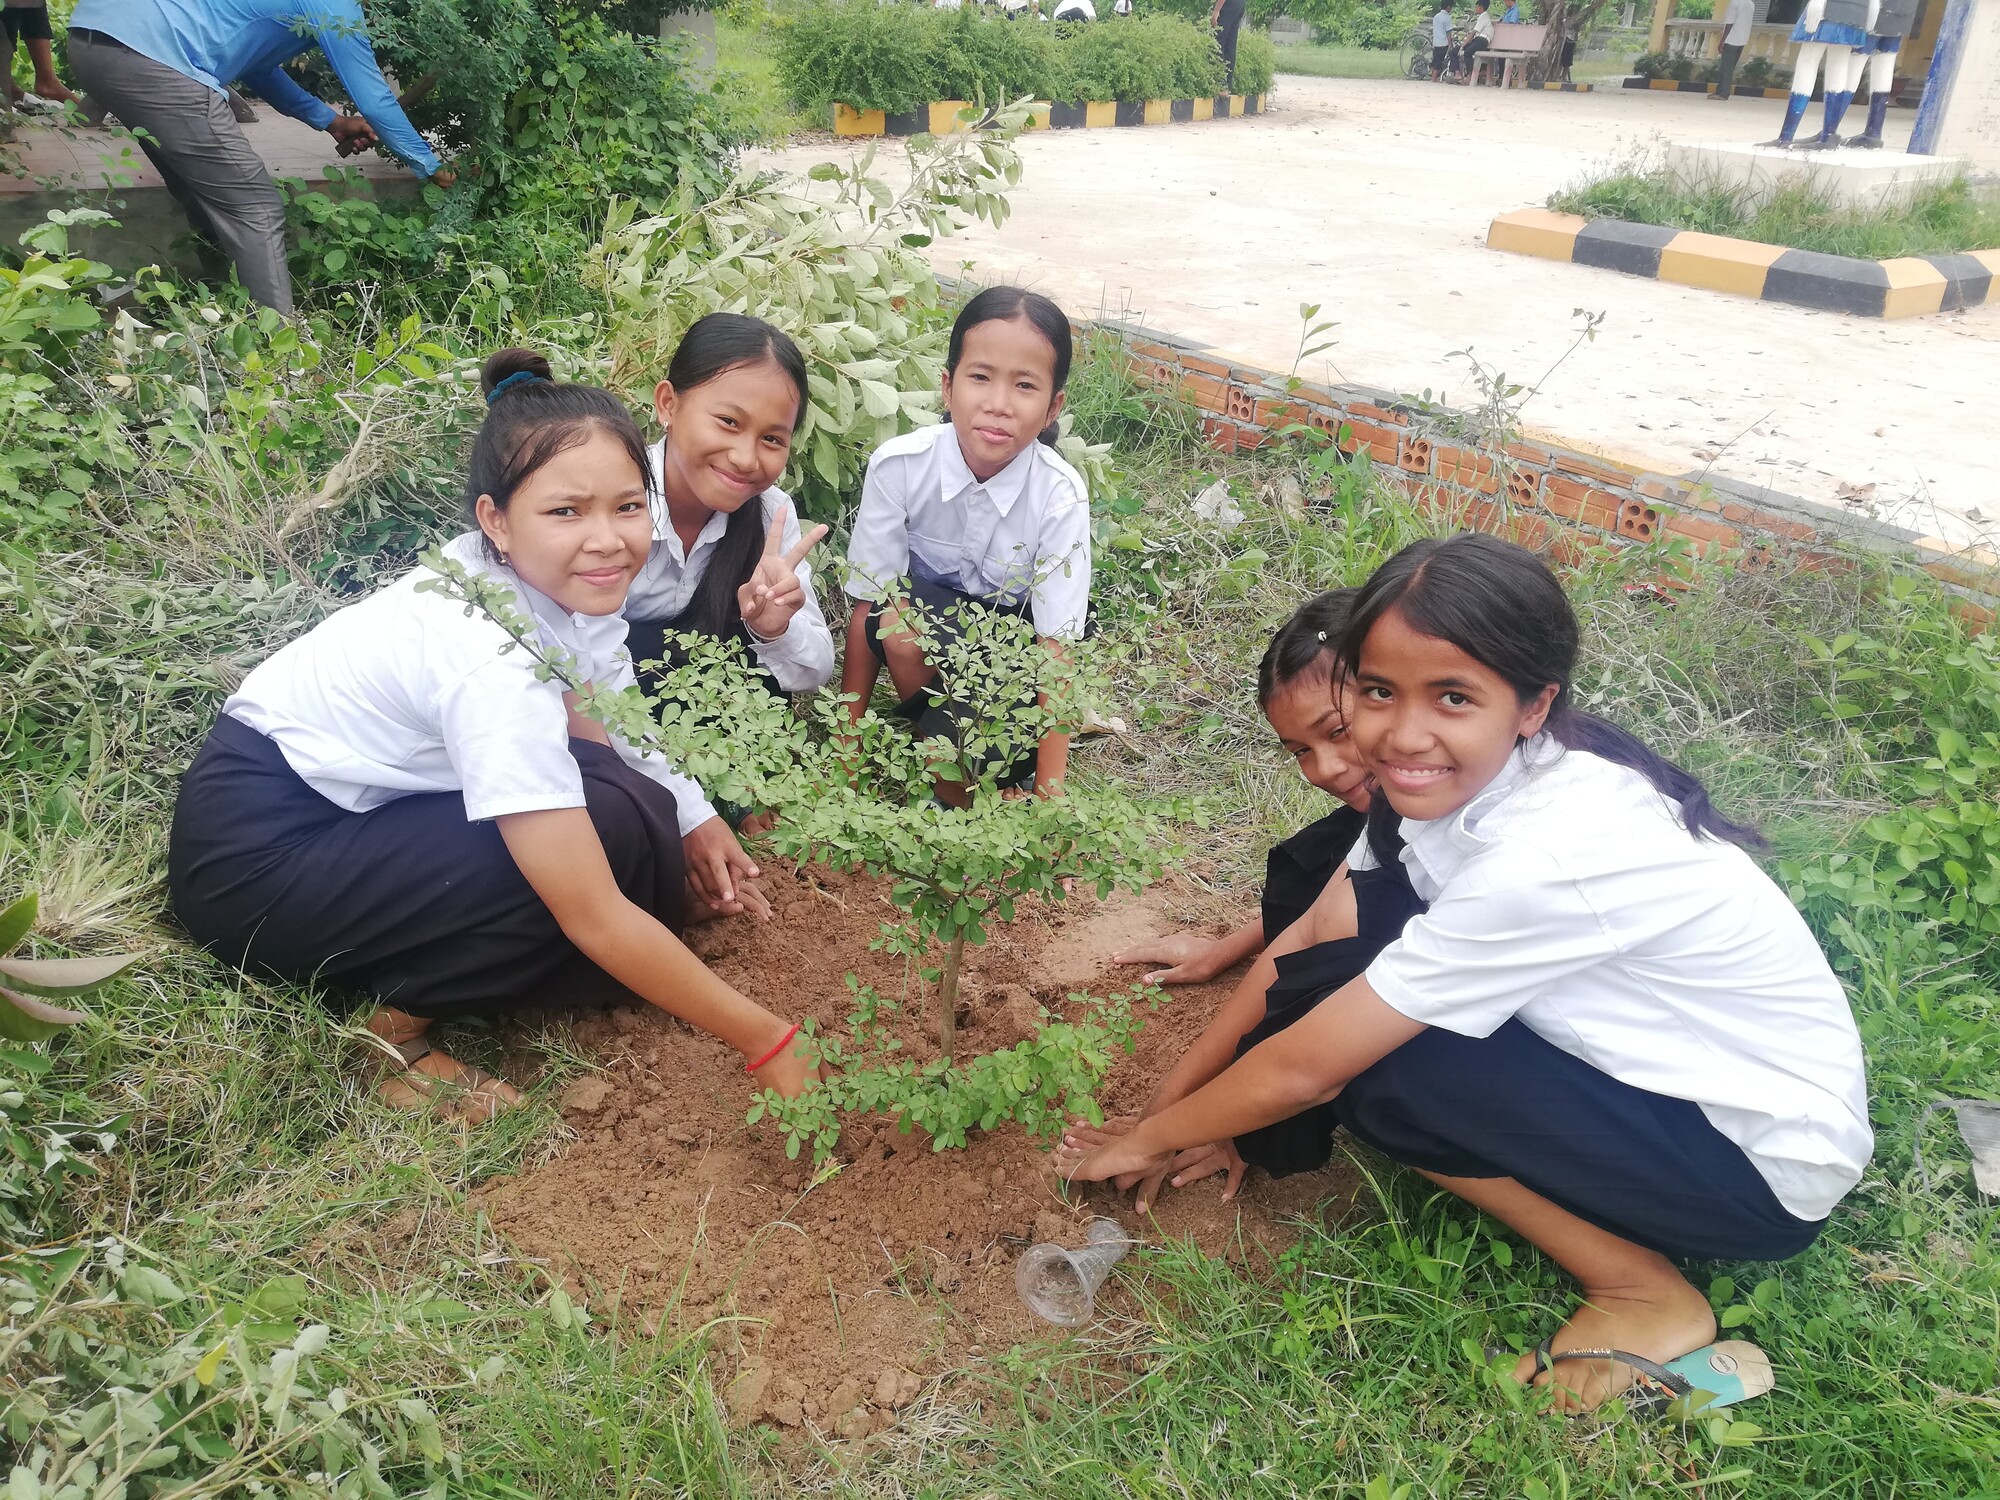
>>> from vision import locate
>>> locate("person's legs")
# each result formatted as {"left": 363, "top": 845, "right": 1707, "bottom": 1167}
{"left": 1216, "top": 0, "right": 1246, "bottom": 89}
{"left": 65, "top": 34, "right": 293, "bottom": 312}
{"left": 1328, "top": 1018, "right": 1824, "bottom": 1409}
{"left": 1462, "top": 36, "right": 1489, "bottom": 82}
{"left": 1712, "top": 41, "right": 1742, "bottom": 99}
{"left": 1418, "top": 1170, "right": 1717, "bottom": 1411}
{"left": 1431, "top": 43, "right": 1447, "bottom": 78}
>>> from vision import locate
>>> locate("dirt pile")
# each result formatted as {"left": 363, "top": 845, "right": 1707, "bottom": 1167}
{"left": 476, "top": 865, "right": 1355, "bottom": 1440}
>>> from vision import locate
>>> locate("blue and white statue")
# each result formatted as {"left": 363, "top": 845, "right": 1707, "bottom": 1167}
{"left": 1845, "top": 0, "right": 1920, "bottom": 147}
{"left": 1765, "top": 0, "right": 1876, "bottom": 149}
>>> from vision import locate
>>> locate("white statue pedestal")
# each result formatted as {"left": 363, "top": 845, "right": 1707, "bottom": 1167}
{"left": 1663, "top": 141, "right": 1965, "bottom": 211}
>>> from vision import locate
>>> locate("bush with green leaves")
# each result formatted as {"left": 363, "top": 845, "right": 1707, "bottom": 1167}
{"left": 598, "top": 104, "right": 1110, "bottom": 521}
{"left": 1233, "top": 28, "right": 1278, "bottom": 92}
{"left": 1780, "top": 582, "right": 2000, "bottom": 943}
{"left": 269, "top": 1, "right": 745, "bottom": 312}
{"left": 424, "top": 557, "right": 1179, "bottom": 1162}
{"left": 777, "top": 0, "right": 1230, "bottom": 111}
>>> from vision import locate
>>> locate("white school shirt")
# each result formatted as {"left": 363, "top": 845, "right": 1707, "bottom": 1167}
{"left": 1432, "top": 8, "right": 1452, "bottom": 44}
{"left": 224, "top": 532, "right": 718, "bottom": 834}
{"left": 1723, "top": 0, "right": 1755, "bottom": 45}
{"left": 624, "top": 438, "right": 836, "bottom": 693}
{"left": 1352, "top": 739, "right": 1872, "bottom": 1223}
{"left": 1472, "top": 9, "right": 1494, "bottom": 39}
{"left": 844, "top": 422, "right": 1092, "bottom": 640}
{"left": 1053, "top": 0, "right": 1095, "bottom": 17}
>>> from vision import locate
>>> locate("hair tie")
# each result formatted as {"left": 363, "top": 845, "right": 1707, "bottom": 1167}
{"left": 1316, "top": 629, "right": 1328, "bottom": 642}
{"left": 486, "top": 370, "right": 549, "bottom": 405}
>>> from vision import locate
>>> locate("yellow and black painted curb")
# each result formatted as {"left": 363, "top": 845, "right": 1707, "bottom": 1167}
{"left": 1541, "top": 81, "right": 1594, "bottom": 91}
{"left": 1489, "top": 207, "right": 2000, "bottom": 318}
{"left": 1621, "top": 76, "right": 1792, "bottom": 99}
{"left": 832, "top": 95, "right": 1264, "bottom": 138}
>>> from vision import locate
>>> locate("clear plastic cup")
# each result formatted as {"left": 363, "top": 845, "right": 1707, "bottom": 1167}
{"left": 1015, "top": 1217, "right": 1135, "bottom": 1327}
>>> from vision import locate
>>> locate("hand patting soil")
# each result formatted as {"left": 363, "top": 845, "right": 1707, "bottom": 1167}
{"left": 475, "top": 864, "right": 1355, "bottom": 1443}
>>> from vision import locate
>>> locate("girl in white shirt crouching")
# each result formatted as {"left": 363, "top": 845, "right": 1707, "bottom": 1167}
{"left": 1061, "top": 531, "right": 1871, "bottom": 1414}
{"left": 841, "top": 287, "right": 1091, "bottom": 801}
{"left": 169, "top": 349, "right": 817, "bottom": 1120}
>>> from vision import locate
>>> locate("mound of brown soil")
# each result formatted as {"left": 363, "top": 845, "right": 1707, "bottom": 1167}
{"left": 475, "top": 865, "right": 1354, "bottom": 1442}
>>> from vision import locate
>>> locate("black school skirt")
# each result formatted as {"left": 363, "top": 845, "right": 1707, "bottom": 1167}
{"left": 1259, "top": 805, "right": 1367, "bottom": 942}
{"left": 168, "top": 714, "right": 686, "bottom": 1020}
{"left": 1231, "top": 848, "right": 1823, "bottom": 1262}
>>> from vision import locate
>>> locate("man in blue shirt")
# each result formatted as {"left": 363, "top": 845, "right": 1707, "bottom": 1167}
{"left": 66, "top": 0, "right": 448, "bottom": 315}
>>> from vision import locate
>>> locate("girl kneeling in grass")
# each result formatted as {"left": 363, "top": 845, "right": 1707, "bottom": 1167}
{"left": 1061, "top": 532, "right": 1872, "bottom": 1411}
{"left": 1114, "top": 589, "right": 1376, "bottom": 987}
{"left": 169, "top": 350, "right": 817, "bottom": 1119}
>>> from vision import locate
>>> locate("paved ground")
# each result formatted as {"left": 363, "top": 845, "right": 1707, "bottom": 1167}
{"left": 759, "top": 76, "right": 1997, "bottom": 551}
{"left": 0, "top": 107, "right": 402, "bottom": 196}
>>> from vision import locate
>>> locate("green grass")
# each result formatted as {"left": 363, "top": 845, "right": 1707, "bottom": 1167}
{"left": 1550, "top": 167, "right": 2000, "bottom": 258}
{"left": 716, "top": 15, "right": 818, "bottom": 140}
{"left": 5, "top": 248, "right": 2000, "bottom": 1496}
{"left": 1274, "top": 41, "right": 1627, "bottom": 81}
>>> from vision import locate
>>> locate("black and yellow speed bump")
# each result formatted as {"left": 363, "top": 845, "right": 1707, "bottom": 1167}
{"left": 1488, "top": 207, "right": 2000, "bottom": 319}
{"left": 834, "top": 95, "right": 1264, "bottom": 137}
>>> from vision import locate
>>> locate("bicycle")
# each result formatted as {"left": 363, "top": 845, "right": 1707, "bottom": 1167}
{"left": 1401, "top": 25, "right": 1470, "bottom": 81}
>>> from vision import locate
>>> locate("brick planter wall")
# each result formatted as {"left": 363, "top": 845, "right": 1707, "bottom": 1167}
{"left": 1095, "top": 320, "right": 1998, "bottom": 619}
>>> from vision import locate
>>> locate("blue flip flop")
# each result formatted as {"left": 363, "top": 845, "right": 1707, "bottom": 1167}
{"left": 1534, "top": 1338, "right": 1774, "bottom": 1418}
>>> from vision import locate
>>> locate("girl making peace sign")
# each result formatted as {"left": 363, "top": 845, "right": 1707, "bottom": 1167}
{"left": 624, "top": 313, "right": 835, "bottom": 864}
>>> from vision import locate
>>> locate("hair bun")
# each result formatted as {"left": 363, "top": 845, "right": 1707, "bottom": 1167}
{"left": 480, "top": 346, "right": 554, "bottom": 396}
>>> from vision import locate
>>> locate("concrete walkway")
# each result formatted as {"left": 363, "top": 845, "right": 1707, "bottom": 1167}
{"left": 758, "top": 76, "right": 1996, "bottom": 552}
{"left": 0, "top": 108, "right": 405, "bottom": 196}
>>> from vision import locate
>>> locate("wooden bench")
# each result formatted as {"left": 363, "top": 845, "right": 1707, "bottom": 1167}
{"left": 1470, "top": 21, "right": 1549, "bottom": 88}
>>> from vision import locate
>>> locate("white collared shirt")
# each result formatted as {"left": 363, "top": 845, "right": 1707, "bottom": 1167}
{"left": 1354, "top": 739, "right": 1871, "bottom": 1222}
{"left": 1472, "top": 9, "right": 1494, "bottom": 38}
{"left": 625, "top": 439, "right": 835, "bottom": 692}
{"left": 844, "top": 422, "right": 1092, "bottom": 639}
{"left": 1723, "top": 0, "right": 1754, "bottom": 44}
{"left": 224, "top": 532, "right": 718, "bottom": 834}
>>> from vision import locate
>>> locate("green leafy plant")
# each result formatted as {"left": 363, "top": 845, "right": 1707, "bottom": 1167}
{"left": 598, "top": 105, "right": 1110, "bottom": 521}
{"left": 776, "top": 0, "right": 1227, "bottom": 110}
{"left": 1631, "top": 49, "right": 1672, "bottom": 77}
{"left": 422, "top": 557, "right": 1179, "bottom": 1161}
{"left": 0, "top": 890, "right": 136, "bottom": 1041}
{"left": 1233, "top": 29, "right": 1279, "bottom": 93}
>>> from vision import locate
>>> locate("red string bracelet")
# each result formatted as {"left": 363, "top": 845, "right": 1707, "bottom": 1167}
{"left": 746, "top": 1024, "right": 800, "bottom": 1074}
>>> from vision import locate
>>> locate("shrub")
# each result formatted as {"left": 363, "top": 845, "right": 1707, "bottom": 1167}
{"left": 1676, "top": 0, "right": 1713, "bottom": 15}
{"left": 1234, "top": 28, "right": 1278, "bottom": 92}
{"left": 1737, "top": 53, "right": 1775, "bottom": 87}
{"left": 777, "top": 0, "right": 1226, "bottom": 109}
{"left": 1631, "top": 48, "right": 1671, "bottom": 76}
{"left": 1665, "top": 52, "right": 1696, "bottom": 80}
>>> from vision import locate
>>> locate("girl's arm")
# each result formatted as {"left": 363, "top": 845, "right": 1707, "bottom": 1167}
{"left": 497, "top": 806, "right": 812, "bottom": 1096}
{"left": 1113, "top": 916, "right": 1264, "bottom": 986}
{"left": 1034, "top": 634, "right": 1073, "bottom": 793}
{"left": 1062, "top": 973, "right": 1426, "bottom": 1186}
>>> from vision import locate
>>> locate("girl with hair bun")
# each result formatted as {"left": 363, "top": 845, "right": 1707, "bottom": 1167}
{"left": 168, "top": 348, "right": 817, "bottom": 1120}
{"left": 1064, "top": 532, "right": 1870, "bottom": 1414}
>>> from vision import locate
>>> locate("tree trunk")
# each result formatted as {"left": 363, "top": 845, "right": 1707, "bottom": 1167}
{"left": 938, "top": 929, "right": 967, "bottom": 1065}
{"left": 1532, "top": 0, "right": 1570, "bottom": 83}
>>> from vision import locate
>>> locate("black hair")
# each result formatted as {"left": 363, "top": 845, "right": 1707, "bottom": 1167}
{"left": 946, "top": 286, "right": 1073, "bottom": 448}
{"left": 468, "top": 348, "right": 653, "bottom": 560}
{"left": 1257, "top": 588, "right": 1359, "bottom": 708}
{"left": 1337, "top": 532, "right": 1765, "bottom": 849}
{"left": 658, "top": 312, "right": 811, "bottom": 642}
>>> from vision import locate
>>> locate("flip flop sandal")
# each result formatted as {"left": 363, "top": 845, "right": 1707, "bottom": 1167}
{"left": 1534, "top": 1338, "right": 1774, "bottom": 1418}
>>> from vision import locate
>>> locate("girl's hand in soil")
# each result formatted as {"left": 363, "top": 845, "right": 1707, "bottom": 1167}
{"left": 1062, "top": 1117, "right": 1242, "bottom": 1213}
{"left": 1055, "top": 1125, "right": 1175, "bottom": 1204}
{"left": 684, "top": 817, "right": 771, "bottom": 919}
{"left": 1112, "top": 930, "right": 1226, "bottom": 986}
{"left": 751, "top": 1030, "right": 821, "bottom": 1099}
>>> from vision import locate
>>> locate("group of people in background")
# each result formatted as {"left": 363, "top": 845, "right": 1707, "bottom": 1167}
{"left": 1429, "top": 0, "right": 1573, "bottom": 85}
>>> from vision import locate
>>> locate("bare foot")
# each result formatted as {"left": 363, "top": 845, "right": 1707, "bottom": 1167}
{"left": 378, "top": 1049, "right": 522, "bottom": 1124}
{"left": 1513, "top": 1271, "right": 1717, "bottom": 1413}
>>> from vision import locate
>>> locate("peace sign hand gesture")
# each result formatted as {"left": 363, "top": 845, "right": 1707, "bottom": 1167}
{"left": 738, "top": 508, "right": 830, "bottom": 641}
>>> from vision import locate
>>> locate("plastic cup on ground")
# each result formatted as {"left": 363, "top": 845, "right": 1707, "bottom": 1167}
{"left": 1015, "top": 1217, "right": 1135, "bottom": 1327}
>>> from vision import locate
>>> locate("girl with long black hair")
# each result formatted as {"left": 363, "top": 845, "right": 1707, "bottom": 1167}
{"left": 169, "top": 349, "right": 819, "bottom": 1120}
{"left": 1061, "top": 532, "right": 1871, "bottom": 1413}
{"left": 625, "top": 312, "right": 834, "bottom": 696}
